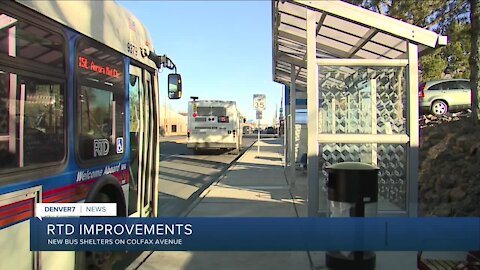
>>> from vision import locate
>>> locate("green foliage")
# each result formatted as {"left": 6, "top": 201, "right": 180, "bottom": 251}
{"left": 420, "top": 50, "right": 448, "bottom": 81}
{"left": 345, "top": 0, "right": 466, "bottom": 30}
{"left": 345, "top": 0, "right": 472, "bottom": 80}
{"left": 445, "top": 22, "right": 471, "bottom": 78}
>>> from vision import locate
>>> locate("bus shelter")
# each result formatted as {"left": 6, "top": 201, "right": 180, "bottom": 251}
{"left": 272, "top": 0, "right": 447, "bottom": 217}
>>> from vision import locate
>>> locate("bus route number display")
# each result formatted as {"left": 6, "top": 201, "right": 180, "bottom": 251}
{"left": 78, "top": 56, "right": 121, "bottom": 78}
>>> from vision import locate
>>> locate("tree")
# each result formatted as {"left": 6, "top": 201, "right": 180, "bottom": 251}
{"left": 345, "top": 0, "right": 465, "bottom": 29}
{"left": 420, "top": 49, "right": 448, "bottom": 81}
{"left": 345, "top": 0, "right": 468, "bottom": 81}
{"left": 444, "top": 22, "right": 471, "bottom": 78}
{"left": 469, "top": 0, "right": 480, "bottom": 123}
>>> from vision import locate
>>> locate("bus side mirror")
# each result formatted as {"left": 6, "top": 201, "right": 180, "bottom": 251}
{"left": 243, "top": 118, "right": 246, "bottom": 123}
{"left": 168, "top": 73, "right": 182, "bottom": 99}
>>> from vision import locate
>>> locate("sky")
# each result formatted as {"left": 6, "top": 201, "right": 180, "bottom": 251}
{"left": 119, "top": 1, "right": 284, "bottom": 125}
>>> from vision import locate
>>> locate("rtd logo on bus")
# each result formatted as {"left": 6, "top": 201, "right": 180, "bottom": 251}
{"left": 94, "top": 139, "right": 110, "bottom": 157}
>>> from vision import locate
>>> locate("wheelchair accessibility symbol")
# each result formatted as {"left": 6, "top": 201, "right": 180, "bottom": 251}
{"left": 116, "top": 137, "right": 124, "bottom": 154}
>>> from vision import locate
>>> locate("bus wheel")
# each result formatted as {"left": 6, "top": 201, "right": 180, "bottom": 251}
{"left": 85, "top": 251, "right": 114, "bottom": 270}
{"left": 81, "top": 193, "right": 123, "bottom": 270}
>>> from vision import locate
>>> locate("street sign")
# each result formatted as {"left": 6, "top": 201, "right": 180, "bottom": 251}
{"left": 256, "top": 111, "right": 262, "bottom": 120}
{"left": 253, "top": 94, "right": 266, "bottom": 111}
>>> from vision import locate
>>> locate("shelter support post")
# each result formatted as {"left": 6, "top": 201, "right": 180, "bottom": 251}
{"left": 406, "top": 42, "right": 419, "bottom": 217}
{"left": 370, "top": 79, "right": 378, "bottom": 166}
{"left": 306, "top": 9, "right": 319, "bottom": 217}
{"left": 284, "top": 86, "right": 290, "bottom": 168}
{"left": 289, "top": 64, "right": 296, "bottom": 184}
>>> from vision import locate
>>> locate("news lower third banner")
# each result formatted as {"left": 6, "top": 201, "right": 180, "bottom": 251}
{"left": 30, "top": 217, "right": 480, "bottom": 251}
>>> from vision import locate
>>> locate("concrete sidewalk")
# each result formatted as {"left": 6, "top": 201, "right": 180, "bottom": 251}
{"left": 129, "top": 138, "right": 416, "bottom": 270}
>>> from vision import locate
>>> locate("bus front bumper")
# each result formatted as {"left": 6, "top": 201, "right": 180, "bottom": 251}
{"left": 187, "top": 142, "right": 237, "bottom": 149}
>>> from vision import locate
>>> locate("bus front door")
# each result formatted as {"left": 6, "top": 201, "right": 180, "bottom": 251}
{"left": 128, "top": 65, "right": 157, "bottom": 217}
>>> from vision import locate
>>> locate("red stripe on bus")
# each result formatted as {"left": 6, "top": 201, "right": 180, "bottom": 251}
{"left": 43, "top": 169, "right": 129, "bottom": 199}
{"left": 53, "top": 189, "right": 88, "bottom": 203}
{"left": 43, "top": 181, "right": 95, "bottom": 203}
{"left": 43, "top": 190, "right": 79, "bottom": 203}
{"left": 0, "top": 200, "right": 33, "bottom": 219}
{"left": 0, "top": 208, "right": 33, "bottom": 228}
{"left": 0, "top": 199, "right": 32, "bottom": 214}
{"left": 43, "top": 178, "right": 96, "bottom": 197}
{"left": 56, "top": 193, "right": 88, "bottom": 204}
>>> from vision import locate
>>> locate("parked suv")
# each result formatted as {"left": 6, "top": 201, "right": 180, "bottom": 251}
{"left": 419, "top": 79, "right": 471, "bottom": 116}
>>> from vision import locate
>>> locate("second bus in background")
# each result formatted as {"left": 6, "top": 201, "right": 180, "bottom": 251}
{"left": 187, "top": 98, "right": 244, "bottom": 155}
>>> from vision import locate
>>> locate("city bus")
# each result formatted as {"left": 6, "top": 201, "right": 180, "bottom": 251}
{"left": 0, "top": 1, "right": 181, "bottom": 269}
{"left": 187, "top": 99, "right": 243, "bottom": 154}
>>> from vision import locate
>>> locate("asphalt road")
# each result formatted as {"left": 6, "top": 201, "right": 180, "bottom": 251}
{"left": 158, "top": 135, "right": 257, "bottom": 216}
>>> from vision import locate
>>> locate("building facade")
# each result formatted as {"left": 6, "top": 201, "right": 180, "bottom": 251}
{"left": 160, "top": 105, "right": 187, "bottom": 136}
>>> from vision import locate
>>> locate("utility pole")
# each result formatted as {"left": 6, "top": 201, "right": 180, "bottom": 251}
{"left": 274, "top": 103, "right": 278, "bottom": 128}
{"left": 280, "top": 93, "right": 284, "bottom": 136}
{"left": 253, "top": 94, "right": 266, "bottom": 155}
{"left": 257, "top": 117, "right": 261, "bottom": 154}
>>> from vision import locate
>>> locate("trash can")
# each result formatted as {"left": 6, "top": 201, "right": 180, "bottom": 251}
{"left": 325, "top": 162, "right": 379, "bottom": 270}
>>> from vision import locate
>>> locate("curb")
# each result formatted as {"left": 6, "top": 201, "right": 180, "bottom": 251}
{"left": 130, "top": 141, "right": 256, "bottom": 270}
{"left": 179, "top": 141, "right": 256, "bottom": 217}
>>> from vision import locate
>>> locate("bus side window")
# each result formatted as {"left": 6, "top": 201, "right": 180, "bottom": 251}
{"left": 129, "top": 73, "right": 140, "bottom": 164}
{"left": 75, "top": 39, "right": 125, "bottom": 162}
{"left": 129, "top": 132, "right": 138, "bottom": 163}
{"left": 0, "top": 72, "right": 65, "bottom": 170}
{"left": 0, "top": 11, "right": 66, "bottom": 172}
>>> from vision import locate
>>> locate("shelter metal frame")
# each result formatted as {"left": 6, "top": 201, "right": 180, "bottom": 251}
{"left": 273, "top": 0, "right": 447, "bottom": 217}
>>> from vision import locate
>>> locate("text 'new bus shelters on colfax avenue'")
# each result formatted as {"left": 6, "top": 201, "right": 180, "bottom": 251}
{"left": 272, "top": 0, "right": 447, "bottom": 217}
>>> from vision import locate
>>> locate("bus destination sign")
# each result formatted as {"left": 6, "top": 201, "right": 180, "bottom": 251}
{"left": 78, "top": 56, "right": 121, "bottom": 78}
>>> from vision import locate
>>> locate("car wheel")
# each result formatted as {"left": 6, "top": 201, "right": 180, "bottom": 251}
{"left": 431, "top": 100, "right": 448, "bottom": 116}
